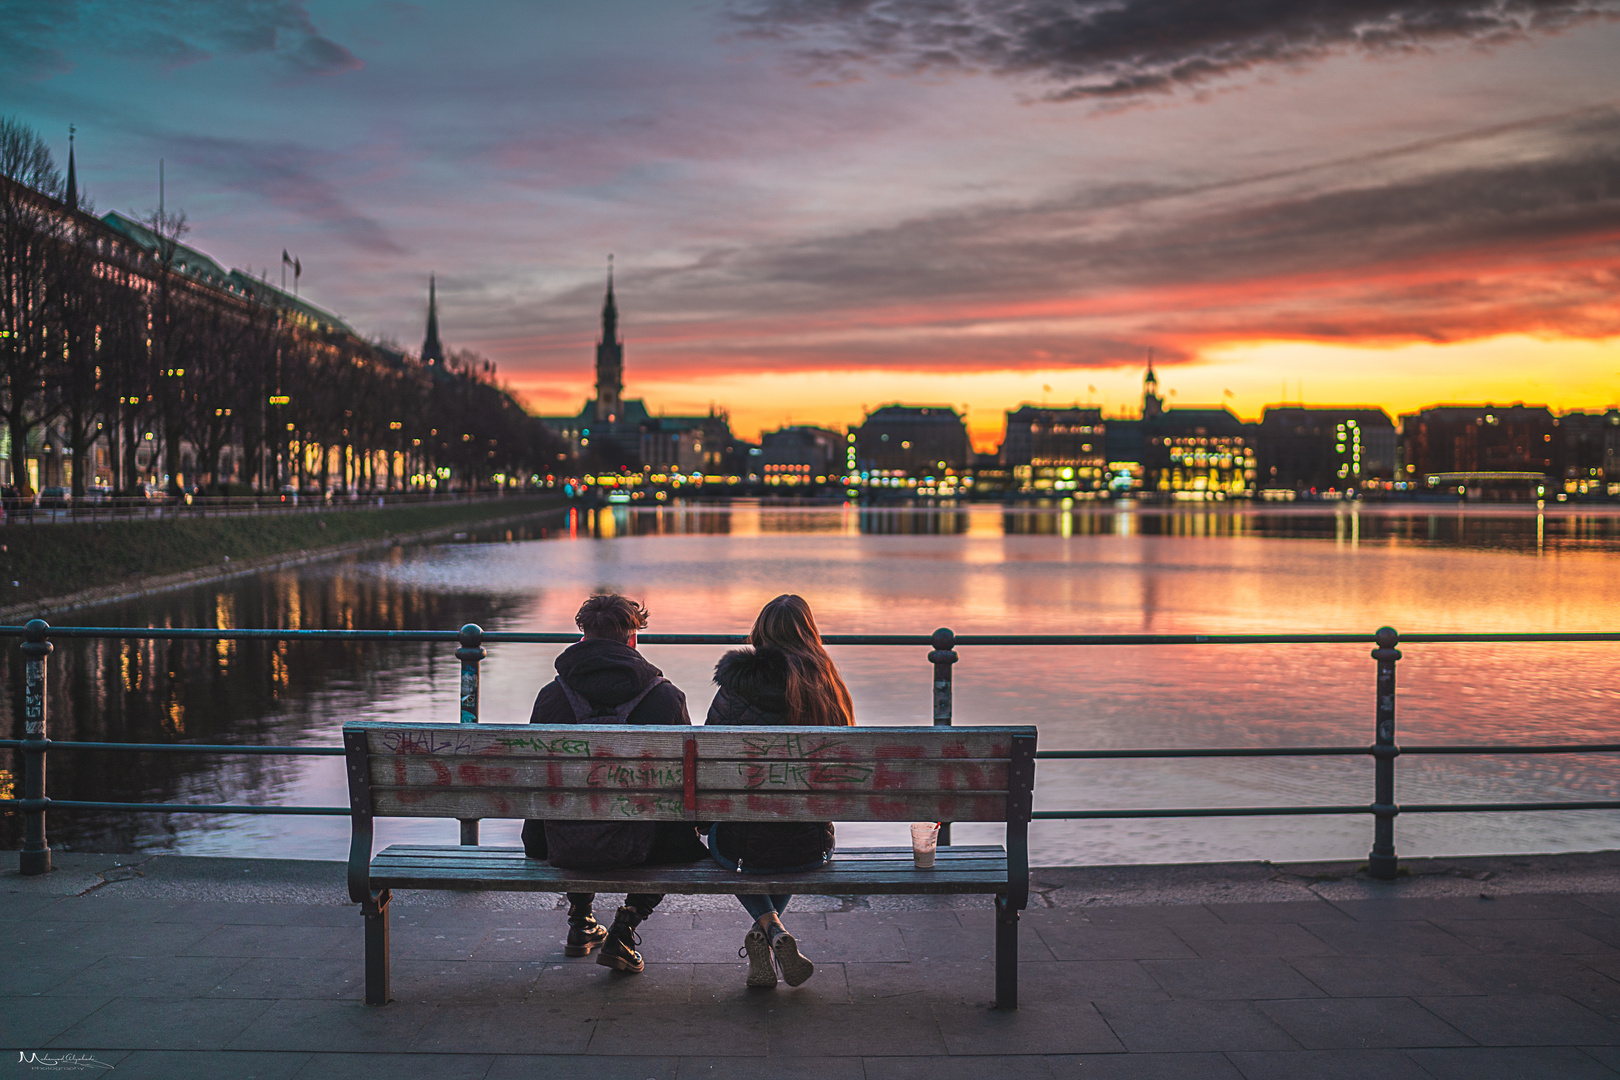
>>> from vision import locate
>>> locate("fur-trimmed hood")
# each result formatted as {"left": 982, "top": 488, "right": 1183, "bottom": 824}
{"left": 713, "top": 647, "right": 787, "bottom": 697}
{"left": 707, "top": 647, "right": 790, "bottom": 723}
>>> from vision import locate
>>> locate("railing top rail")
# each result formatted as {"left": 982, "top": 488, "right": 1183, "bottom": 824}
{"left": 2, "top": 626, "right": 1619, "bottom": 646}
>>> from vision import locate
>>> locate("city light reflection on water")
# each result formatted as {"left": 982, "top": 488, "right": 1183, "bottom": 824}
{"left": 5, "top": 501, "right": 1620, "bottom": 866}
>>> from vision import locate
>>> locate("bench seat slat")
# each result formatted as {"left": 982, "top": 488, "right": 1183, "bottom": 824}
{"left": 370, "top": 860, "right": 1013, "bottom": 876}
{"left": 371, "top": 845, "right": 1004, "bottom": 865}
{"left": 370, "top": 844, "right": 1008, "bottom": 896}
{"left": 369, "top": 788, "right": 1009, "bottom": 822}
{"left": 368, "top": 846, "right": 1010, "bottom": 873}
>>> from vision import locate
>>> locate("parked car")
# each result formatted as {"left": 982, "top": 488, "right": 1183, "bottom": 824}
{"left": 278, "top": 485, "right": 299, "bottom": 506}
{"left": 38, "top": 486, "right": 71, "bottom": 509}
{"left": 82, "top": 486, "right": 114, "bottom": 505}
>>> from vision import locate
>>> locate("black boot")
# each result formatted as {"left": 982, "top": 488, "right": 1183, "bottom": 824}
{"left": 596, "top": 905, "right": 646, "bottom": 973}
{"left": 565, "top": 903, "right": 609, "bottom": 957}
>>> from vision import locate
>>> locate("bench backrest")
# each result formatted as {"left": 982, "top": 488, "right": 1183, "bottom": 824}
{"left": 342, "top": 722, "right": 1036, "bottom": 824}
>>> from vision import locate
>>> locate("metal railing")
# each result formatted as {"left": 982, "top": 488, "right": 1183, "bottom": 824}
{"left": 5, "top": 619, "right": 1620, "bottom": 880}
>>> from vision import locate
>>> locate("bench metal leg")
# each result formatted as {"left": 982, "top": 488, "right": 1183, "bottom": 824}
{"left": 994, "top": 895, "right": 1019, "bottom": 1010}
{"left": 363, "top": 890, "right": 391, "bottom": 1005}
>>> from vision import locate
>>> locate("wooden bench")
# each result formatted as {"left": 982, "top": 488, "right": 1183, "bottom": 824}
{"left": 343, "top": 721, "right": 1036, "bottom": 1008}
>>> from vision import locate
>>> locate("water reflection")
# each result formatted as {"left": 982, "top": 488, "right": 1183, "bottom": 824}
{"left": 1, "top": 555, "right": 529, "bottom": 853}
{"left": 5, "top": 502, "right": 1620, "bottom": 864}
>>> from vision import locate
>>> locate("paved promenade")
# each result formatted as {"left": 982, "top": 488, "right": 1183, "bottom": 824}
{"left": 5, "top": 850, "right": 1620, "bottom": 1078}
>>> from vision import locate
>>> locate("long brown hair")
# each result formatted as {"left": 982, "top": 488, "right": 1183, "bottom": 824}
{"left": 750, "top": 594, "right": 855, "bottom": 726}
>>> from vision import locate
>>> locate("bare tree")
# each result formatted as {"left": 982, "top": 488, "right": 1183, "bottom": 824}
{"left": 0, "top": 116, "right": 66, "bottom": 489}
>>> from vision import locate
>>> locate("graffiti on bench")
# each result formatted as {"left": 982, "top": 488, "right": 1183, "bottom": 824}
{"left": 588, "top": 761, "right": 682, "bottom": 788}
{"left": 737, "top": 760, "right": 875, "bottom": 790}
{"left": 379, "top": 730, "right": 490, "bottom": 757}
{"left": 492, "top": 734, "right": 592, "bottom": 757}
{"left": 738, "top": 732, "right": 852, "bottom": 761}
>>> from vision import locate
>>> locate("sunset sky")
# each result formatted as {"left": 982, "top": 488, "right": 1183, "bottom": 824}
{"left": 5, "top": 0, "right": 1620, "bottom": 448}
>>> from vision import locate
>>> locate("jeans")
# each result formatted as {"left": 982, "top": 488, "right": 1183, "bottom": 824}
{"left": 567, "top": 892, "right": 661, "bottom": 920}
{"left": 738, "top": 893, "right": 792, "bottom": 921}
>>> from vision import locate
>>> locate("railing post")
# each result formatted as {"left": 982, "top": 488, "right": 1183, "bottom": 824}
{"left": 20, "top": 618, "right": 53, "bottom": 875}
{"left": 929, "top": 627, "right": 957, "bottom": 845}
{"left": 929, "top": 627, "right": 957, "bottom": 726}
{"left": 1368, "top": 625, "right": 1401, "bottom": 880}
{"left": 456, "top": 623, "right": 485, "bottom": 846}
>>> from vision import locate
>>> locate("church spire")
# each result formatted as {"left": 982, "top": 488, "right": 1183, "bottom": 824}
{"left": 601, "top": 255, "right": 619, "bottom": 345}
{"left": 1143, "top": 349, "right": 1164, "bottom": 419}
{"left": 594, "top": 256, "right": 624, "bottom": 422}
{"left": 65, "top": 125, "right": 77, "bottom": 214}
{"left": 421, "top": 274, "right": 445, "bottom": 367}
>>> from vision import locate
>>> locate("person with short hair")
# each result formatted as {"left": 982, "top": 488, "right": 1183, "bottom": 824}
{"left": 705, "top": 594, "right": 854, "bottom": 988}
{"left": 523, "top": 594, "right": 704, "bottom": 972}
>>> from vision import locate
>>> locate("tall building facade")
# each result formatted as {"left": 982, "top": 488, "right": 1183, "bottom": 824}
{"left": 853, "top": 405, "right": 969, "bottom": 476}
{"left": 999, "top": 405, "right": 1107, "bottom": 493}
{"left": 1255, "top": 406, "right": 1396, "bottom": 494}
{"left": 1399, "top": 404, "right": 1556, "bottom": 498}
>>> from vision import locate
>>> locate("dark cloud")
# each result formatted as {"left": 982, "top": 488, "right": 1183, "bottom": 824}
{"left": 731, "top": 0, "right": 1620, "bottom": 99}
{"left": 508, "top": 106, "right": 1620, "bottom": 375}
{"left": 165, "top": 131, "right": 404, "bottom": 255}
{"left": 0, "top": 0, "right": 362, "bottom": 80}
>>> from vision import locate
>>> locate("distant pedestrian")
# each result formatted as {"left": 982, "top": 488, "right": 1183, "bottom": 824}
{"left": 705, "top": 594, "right": 854, "bottom": 988}
{"left": 523, "top": 593, "right": 707, "bottom": 972}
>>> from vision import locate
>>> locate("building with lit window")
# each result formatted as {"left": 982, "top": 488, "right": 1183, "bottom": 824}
{"left": 999, "top": 405, "right": 1107, "bottom": 494}
{"left": 853, "top": 405, "right": 969, "bottom": 495}
{"left": 761, "top": 425, "right": 843, "bottom": 486}
{"left": 1551, "top": 410, "right": 1620, "bottom": 498}
{"left": 1144, "top": 408, "right": 1256, "bottom": 499}
{"left": 1097, "top": 363, "right": 1256, "bottom": 499}
{"left": 1398, "top": 404, "right": 1556, "bottom": 499}
{"left": 1255, "top": 406, "right": 1395, "bottom": 497}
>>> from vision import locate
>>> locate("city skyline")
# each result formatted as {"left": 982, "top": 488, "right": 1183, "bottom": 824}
{"left": 6, "top": 1, "right": 1619, "bottom": 449}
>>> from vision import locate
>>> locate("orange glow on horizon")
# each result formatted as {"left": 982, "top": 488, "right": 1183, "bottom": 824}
{"left": 508, "top": 332, "right": 1620, "bottom": 453}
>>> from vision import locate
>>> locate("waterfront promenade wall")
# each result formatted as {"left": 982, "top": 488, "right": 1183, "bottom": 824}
{"left": 0, "top": 497, "right": 568, "bottom": 622}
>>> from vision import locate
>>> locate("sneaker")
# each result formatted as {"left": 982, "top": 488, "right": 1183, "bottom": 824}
{"left": 565, "top": 914, "right": 608, "bottom": 957}
{"left": 597, "top": 908, "right": 646, "bottom": 973}
{"left": 770, "top": 929, "right": 814, "bottom": 987}
{"left": 740, "top": 928, "right": 777, "bottom": 988}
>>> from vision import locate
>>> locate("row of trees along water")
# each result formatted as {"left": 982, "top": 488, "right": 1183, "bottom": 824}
{"left": 0, "top": 118, "right": 569, "bottom": 496}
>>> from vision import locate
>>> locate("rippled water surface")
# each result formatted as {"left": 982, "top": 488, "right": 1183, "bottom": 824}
{"left": 6, "top": 502, "right": 1620, "bottom": 866}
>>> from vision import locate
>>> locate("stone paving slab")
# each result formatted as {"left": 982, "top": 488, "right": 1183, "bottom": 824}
{"left": 5, "top": 850, "right": 1620, "bottom": 1078}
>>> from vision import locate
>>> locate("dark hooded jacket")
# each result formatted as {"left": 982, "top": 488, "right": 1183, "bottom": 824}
{"left": 522, "top": 637, "right": 704, "bottom": 865}
{"left": 530, "top": 637, "right": 690, "bottom": 726}
{"left": 705, "top": 647, "right": 836, "bottom": 870}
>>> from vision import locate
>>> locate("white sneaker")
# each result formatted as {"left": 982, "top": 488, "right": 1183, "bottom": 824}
{"left": 771, "top": 929, "right": 814, "bottom": 987}
{"left": 741, "top": 928, "right": 777, "bottom": 988}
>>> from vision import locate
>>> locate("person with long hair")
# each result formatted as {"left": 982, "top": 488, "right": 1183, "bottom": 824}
{"left": 705, "top": 594, "right": 855, "bottom": 989}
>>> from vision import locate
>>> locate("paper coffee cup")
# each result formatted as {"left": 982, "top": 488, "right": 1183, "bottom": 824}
{"left": 911, "top": 822, "right": 939, "bottom": 868}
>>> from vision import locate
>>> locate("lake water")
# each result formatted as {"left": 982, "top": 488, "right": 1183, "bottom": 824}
{"left": 6, "top": 502, "right": 1620, "bottom": 867}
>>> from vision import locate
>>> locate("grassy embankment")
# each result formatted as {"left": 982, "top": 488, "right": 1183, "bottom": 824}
{"left": 0, "top": 496, "right": 566, "bottom": 612}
